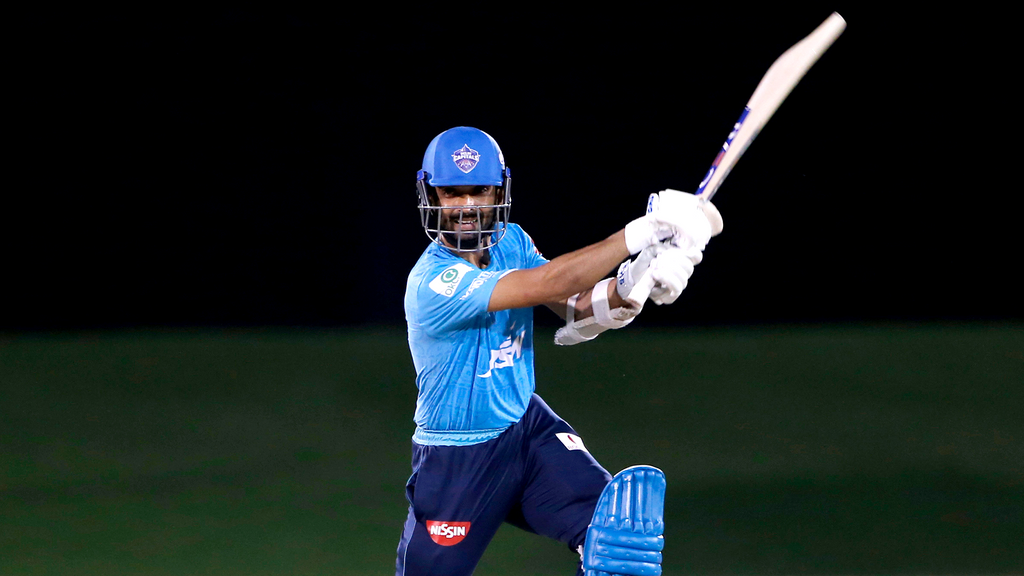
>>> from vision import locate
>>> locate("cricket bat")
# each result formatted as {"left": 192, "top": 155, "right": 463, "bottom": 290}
{"left": 626, "top": 12, "right": 847, "bottom": 308}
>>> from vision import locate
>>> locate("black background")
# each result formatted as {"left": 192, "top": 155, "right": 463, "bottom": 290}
{"left": 8, "top": 7, "right": 1016, "bottom": 331}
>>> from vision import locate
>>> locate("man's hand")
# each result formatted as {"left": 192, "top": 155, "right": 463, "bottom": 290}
{"left": 648, "top": 246, "right": 698, "bottom": 305}
{"left": 623, "top": 189, "right": 723, "bottom": 255}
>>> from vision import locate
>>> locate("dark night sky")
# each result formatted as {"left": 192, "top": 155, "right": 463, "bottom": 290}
{"left": 7, "top": 8, "right": 1017, "bottom": 330}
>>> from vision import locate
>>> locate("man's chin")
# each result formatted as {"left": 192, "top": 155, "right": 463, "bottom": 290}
{"left": 440, "top": 230, "right": 489, "bottom": 251}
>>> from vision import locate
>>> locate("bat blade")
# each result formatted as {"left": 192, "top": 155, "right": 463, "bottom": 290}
{"left": 695, "top": 12, "right": 847, "bottom": 203}
{"left": 625, "top": 13, "right": 846, "bottom": 309}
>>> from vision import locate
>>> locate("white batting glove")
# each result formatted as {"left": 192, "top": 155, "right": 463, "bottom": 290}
{"left": 648, "top": 247, "right": 697, "bottom": 305}
{"left": 623, "top": 189, "right": 723, "bottom": 255}
{"left": 615, "top": 243, "right": 667, "bottom": 302}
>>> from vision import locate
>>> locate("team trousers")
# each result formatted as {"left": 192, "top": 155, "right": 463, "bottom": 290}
{"left": 395, "top": 394, "right": 613, "bottom": 575}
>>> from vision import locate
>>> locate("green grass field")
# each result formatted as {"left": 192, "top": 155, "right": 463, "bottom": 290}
{"left": 2, "top": 323, "right": 1022, "bottom": 575}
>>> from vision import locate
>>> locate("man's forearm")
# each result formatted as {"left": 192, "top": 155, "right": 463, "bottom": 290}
{"left": 536, "top": 231, "right": 630, "bottom": 302}
{"left": 488, "top": 230, "right": 633, "bottom": 312}
{"left": 550, "top": 275, "right": 629, "bottom": 322}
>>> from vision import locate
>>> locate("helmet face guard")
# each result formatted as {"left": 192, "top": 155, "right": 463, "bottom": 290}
{"left": 416, "top": 127, "right": 513, "bottom": 252}
{"left": 417, "top": 173, "right": 511, "bottom": 252}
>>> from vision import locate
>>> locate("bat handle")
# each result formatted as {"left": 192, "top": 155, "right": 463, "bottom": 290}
{"left": 626, "top": 268, "right": 656, "bottom": 308}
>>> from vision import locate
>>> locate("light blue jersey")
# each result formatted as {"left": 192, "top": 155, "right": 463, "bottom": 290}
{"left": 404, "top": 224, "right": 549, "bottom": 446}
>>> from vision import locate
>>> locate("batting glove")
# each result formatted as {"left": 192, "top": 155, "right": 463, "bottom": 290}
{"left": 616, "top": 243, "right": 667, "bottom": 302}
{"left": 648, "top": 246, "right": 697, "bottom": 305}
{"left": 623, "top": 189, "right": 723, "bottom": 255}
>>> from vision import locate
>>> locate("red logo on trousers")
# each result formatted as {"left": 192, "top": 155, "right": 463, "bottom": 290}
{"left": 425, "top": 521, "right": 471, "bottom": 546}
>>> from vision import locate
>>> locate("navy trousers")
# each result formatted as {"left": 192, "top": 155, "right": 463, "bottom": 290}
{"left": 395, "top": 394, "right": 613, "bottom": 575}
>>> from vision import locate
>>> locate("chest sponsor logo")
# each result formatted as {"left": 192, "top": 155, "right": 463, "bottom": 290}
{"left": 425, "top": 520, "right": 471, "bottom": 546}
{"left": 556, "top": 432, "right": 589, "bottom": 453}
{"left": 428, "top": 263, "right": 473, "bottom": 297}
{"left": 479, "top": 328, "right": 524, "bottom": 378}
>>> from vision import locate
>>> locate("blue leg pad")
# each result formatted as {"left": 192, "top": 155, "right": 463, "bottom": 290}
{"left": 582, "top": 465, "right": 666, "bottom": 576}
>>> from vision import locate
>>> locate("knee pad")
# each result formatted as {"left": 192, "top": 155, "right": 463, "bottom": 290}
{"left": 582, "top": 465, "right": 666, "bottom": 576}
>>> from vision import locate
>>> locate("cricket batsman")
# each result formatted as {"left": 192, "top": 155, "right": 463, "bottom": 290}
{"left": 396, "top": 127, "right": 722, "bottom": 575}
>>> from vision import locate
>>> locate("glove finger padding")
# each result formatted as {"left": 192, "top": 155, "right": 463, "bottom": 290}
{"left": 683, "top": 244, "right": 703, "bottom": 266}
{"left": 649, "top": 248, "right": 695, "bottom": 305}
{"left": 650, "top": 245, "right": 704, "bottom": 302}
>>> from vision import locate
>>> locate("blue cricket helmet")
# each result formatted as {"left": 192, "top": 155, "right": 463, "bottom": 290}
{"left": 416, "top": 127, "right": 513, "bottom": 252}
{"left": 419, "top": 126, "right": 507, "bottom": 186}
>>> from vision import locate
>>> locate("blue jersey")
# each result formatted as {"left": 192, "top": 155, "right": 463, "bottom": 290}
{"left": 404, "top": 224, "right": 549, "bottom": 446}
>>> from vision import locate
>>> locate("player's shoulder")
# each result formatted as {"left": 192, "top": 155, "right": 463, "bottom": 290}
{"left": 501, "top": 223, "right": 532, "bottom": 248}
{"left": 407, "top": 244, "right": 472, "bottom": 295}
{"left": 502, "top": 223, "right": 545, "bottom": 261}
{"left": 505, "top": 222, "right": 528, "bottom": 242}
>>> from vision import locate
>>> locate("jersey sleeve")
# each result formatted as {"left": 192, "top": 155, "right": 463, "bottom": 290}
{"left": 519, "top": 227, "right": 549, "bottom": 269}
{"left": 414, "top": 261, "right": 513, "bottom": 336}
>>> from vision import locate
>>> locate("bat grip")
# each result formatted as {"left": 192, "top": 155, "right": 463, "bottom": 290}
{"left": 626, "top": 268, "right": 656, "bottom": 308}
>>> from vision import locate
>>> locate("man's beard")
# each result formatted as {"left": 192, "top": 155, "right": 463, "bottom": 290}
{"left": 439, "top": 210, "right": 495, "bottom": 250}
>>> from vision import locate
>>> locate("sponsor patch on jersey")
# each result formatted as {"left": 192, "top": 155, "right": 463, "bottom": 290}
{"left": 429, "top": 263, "right": 473, "bottom": 298}
{"left": 425, "top": 520, "right": 471, "bottom": 546}
{"left": 458, "top": 270, "right": 498, "bottom": 301}
{"left": 556, "top": 432, "right": 589, "bottom": 453}
{"left": 452, "top": 144, "right": 481, "bottom": 173}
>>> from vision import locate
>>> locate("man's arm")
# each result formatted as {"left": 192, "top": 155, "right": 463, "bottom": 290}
{"left": 487, "top": 230, "right": 630, "bottom": 312}
{"left": 540, "top": 280, "right": 621, "bottom": 322}
{"left": 489, "top": 189, "right": 719, "bottom": 314}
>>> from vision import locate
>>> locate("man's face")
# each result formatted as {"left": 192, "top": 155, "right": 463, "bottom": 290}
{"left": 435, "top": 185, "right": 499, "bottom": 250}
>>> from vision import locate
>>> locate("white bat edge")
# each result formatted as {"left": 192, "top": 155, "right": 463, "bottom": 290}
{"left": 699, "top": 12, "right": 846, "bottom": 202}
{"left": 627, "top": 13, "right": 846, "bottom": 306}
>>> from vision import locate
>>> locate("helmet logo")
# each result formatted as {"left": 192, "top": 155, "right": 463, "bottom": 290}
{"left": 452, "top": 144, "right": 481, "bottom": 174}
